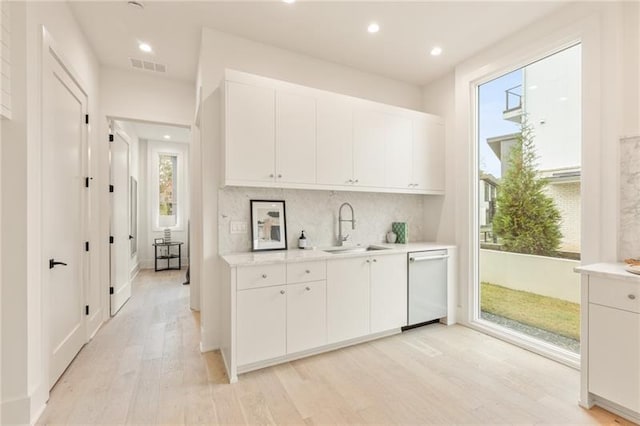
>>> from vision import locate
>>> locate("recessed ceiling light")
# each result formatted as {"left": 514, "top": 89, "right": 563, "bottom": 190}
{"left": 163, "top": 134, "right": 171, "bottom": 140}
{"left": 138, "top": 42, "right": 152, "bottom": 53}
{"left": 367, "top": 22, "right": 380, "bottom": 33}
{"left": 282, "top": 0, "right": 296, "bottom": 3}
{"left": 430, "top": 46, "right": 443, "bottom": 56}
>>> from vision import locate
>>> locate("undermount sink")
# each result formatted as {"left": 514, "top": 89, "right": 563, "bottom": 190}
{"left": 322, "top": 245, "right": 390, "bottom": 255}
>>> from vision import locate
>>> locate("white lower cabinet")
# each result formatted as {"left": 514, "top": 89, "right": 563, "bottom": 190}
{"left": 589, "top": 303, "right": 640, "bottom": 413}
{"left": 237, "top": 285, "right": 287, "bottom": 366}
{"left": 370, "top": 254, "right": 407, "bottom": 333}
{"left": 287, "top": 281, "right": 327, "bottom": 354}
{"left": 327, "top": 257, "right": 371, "bottom": 344}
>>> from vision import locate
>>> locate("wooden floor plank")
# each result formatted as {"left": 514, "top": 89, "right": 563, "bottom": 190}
{"left": 37, "top": 269, "right": 632, "bottom": 425}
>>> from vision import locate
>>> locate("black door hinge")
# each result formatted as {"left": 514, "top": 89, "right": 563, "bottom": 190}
{"left": 109, "top": 287, "right": 114, "bottom": 295}
{"left": 109, "top": 134, "right": 114, "bottom": 142}
{"left": 109, "top": 185, "right": 114, "bottom": 193}
{"left": 109, "top": 236, "right": 114, "bottom": 244}
{"left": 85, "top": 241, "right": 90, "bottom": 252}
{"left": 85, "top": 114, "right": 89, "bottom": 124}
{"left": 85, "top": 177, "right": 92, "bottom": 188}
{"left": 85, "top": 305, "right": 89, "bottom": 315}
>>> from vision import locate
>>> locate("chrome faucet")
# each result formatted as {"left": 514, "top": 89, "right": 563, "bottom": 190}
{"left": 338, "top": 202, "right": 356, "bottom": 246}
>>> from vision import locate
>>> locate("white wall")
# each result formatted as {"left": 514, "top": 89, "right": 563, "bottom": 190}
{"left": 1, "top": 1, "right": 101, "bottom": 423}
{"left": 195, "top": 27, "right": 426, "bottom": 352}
{"left": 420, "top": 2, "right": 639, "bottom": 327}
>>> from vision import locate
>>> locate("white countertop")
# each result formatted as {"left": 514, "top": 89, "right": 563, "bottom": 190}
{"left": 574, "top": 262, "right": 640, "bottom": 283}
{"left": 220, "top": 242, "right": 455, "bottom": 267}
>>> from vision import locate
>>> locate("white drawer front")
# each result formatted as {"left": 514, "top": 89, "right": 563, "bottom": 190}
{"left": 237, "top": 263, "right": 286, "bottom": 290}
{"left": 589, "top": 276, "right": 640, "bottom": 313}
{"left": 287, "top": 260, "right": 326, "bottom": 284}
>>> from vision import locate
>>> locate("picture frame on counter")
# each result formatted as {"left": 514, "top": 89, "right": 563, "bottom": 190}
{"left": 250, "top": 200, "right": 287, "bottom": 251}
{"left": 154, "top": 238, "right": 164, "bottom": 244}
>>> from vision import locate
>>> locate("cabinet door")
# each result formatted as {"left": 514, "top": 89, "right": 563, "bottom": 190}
{"left": 237, "top": 285, "right": 286, "bottom": 365}
{"left": 353, "top": 109, "right": 386, "bottom": 187}
{"left": 370, "top": 254, "right": 408, "bottom": 333}
{"left": 276, "top": 91, "right": 316, "bottom": 184}
{"left": 287, "top": 281, "right": 327, "bottom": 354}
{"left": 226, "top": 81, "right": 275, "bottom": 183}
{"left": 589, "top": 303, "right": 640, "bottom": 413}
{"left": 384, "top": 114, "right": 413, "bottom": 189}
{"left": 327, "top": 257, "right": 370, "bottom": 343}
{"left": 317, "top": 97, "right": 353, "bottom": 185}
{"left": 413, "top": 117, "right": 445, "bottom": 192}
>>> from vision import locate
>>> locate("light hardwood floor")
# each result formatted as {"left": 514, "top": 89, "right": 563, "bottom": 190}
{"left": 38, "top": 270, "right": 633, "bottom": 425}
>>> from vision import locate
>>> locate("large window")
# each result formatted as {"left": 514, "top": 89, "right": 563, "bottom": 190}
{"left": 476, "top": 44, "right": 582, "bottom": 355}
{"left": 158, "top": 154, "right": 178, "bottom": 227}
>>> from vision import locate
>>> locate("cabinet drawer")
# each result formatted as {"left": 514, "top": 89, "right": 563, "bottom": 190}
{"left": 589, "top": 276, "right": 640, "bottom": 313}
{"left": 237, "top": 263, "right": 286, "bottom": 290}
{"left": 287, "top": 261, "right": 326, "bottom": 284}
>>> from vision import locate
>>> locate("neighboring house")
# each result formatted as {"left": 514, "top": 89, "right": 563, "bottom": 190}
{"left": 479, "top": 172, "right": 499, "bottom": 242}
{"left": 487, "top": 45, "right": 581, "bottom": 253}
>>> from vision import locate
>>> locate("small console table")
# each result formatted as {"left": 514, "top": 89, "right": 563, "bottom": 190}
{"left": 153, "top": 241, "right": 183, "bottom": 272}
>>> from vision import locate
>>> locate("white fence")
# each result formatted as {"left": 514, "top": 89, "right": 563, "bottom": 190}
{"left": 480, "top": 249, "right": 580, "bottom": 303}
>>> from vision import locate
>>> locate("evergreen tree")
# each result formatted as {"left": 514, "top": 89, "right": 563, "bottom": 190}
{"left": 492, "top": 123, "right": 562, "bottom": 256}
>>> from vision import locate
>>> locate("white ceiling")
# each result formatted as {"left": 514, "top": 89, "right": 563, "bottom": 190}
{"left": 69, "top": 1, "right": 566, "bottom": 86}
{"left": 118, "top": 120, "right": 191, "bottom": 143}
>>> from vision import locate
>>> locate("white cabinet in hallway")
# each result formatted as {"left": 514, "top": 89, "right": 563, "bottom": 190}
{"left": 370, "top": 254, "right": 408, "bottom": 333}
{"left": 286, "top": 281, "right": 327, "bottom": 353}
{"left": 221, "top": 70, "right": 446, "bottom": 195}
{"left": 575, "top": 265, "right": 640, "bottom": 424}
{"left": 275, "top": 91, "right": 317, "bottom": 185}
{"left": 326, "top": 257, "right": 371, "bottom": 343}
{"left": 236, "top": 285, "right": 287, "bottom": 366}
{"left": 225, "top": 81, "right": 275, "bottom": 183}
{"left": 316, "top": 96, "right": 353, "bottom": 186}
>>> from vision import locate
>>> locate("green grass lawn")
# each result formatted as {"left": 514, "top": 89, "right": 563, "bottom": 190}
{"left": 480, "top": 282, "right": 580, "bottom": 341}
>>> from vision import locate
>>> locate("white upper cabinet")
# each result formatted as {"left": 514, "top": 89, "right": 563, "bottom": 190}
{"left": 222, "top": 70, "right": 445, "bottom": 194}
{"left": 413, "top": 116, "right": 445, "bottom": 192}
{"left": 353, "top": 109, "right": 387, "bottom": 187}
{"left": 276, "top": 91, "right": 317, "bottom": 184}
{"left": 225, "top": 81, "right": 275, "bottom": 183}
{"left": 384, "top": 113, "right": 413, "bottom": 189}
{"left": 316, "top": 96, "right": 354, "bottom": 186}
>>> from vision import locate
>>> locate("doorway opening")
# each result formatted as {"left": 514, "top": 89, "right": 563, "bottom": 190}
{"left": 474, "top": 44, "right": 582, "bottom": 359}
{"left": 109, "top": 118, "right": 191, "bottom": 316}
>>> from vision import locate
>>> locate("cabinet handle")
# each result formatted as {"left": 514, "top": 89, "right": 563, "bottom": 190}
{"left": 280, "top": 290, "right": 285, "bottom": 295}
{"left": 629, "top": 294, "right": 637, "bottom": 300}
{"left": 373, "top": 259, "right": 377, "bottom": 262}
{"left": 278, "top": 174, "right": 282, "bottom": 178}
{"left": 305, "top": 269, "right": 311, "bottom": 274}
{"left": 305, "top": 286, "right": 311, "bottom": 291}
{"left": 347, "top": 179, "right": 353, "bottom": 184}
{"left": 269, "top": 174, "right": 274, "bottom": 178}
{"left": 354, "top": 179, "right": 359, "bottom": 183}
{"left": 262, "top": 274, "right": 267, "bottom": 279}
{"left": 366, "top": 259, "right": 371, "bottom": 263}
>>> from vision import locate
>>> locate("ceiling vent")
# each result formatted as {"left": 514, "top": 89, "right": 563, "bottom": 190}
{"left": 129, "top": 57, "right": 167, "bottom": 74}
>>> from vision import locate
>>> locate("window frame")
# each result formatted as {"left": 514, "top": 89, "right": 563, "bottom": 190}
{"left": 151, "top": 148, "right": 185, "bottom": 232}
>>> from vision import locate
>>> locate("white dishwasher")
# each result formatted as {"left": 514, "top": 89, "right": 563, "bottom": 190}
{"left": 406, "top": 249, "right": 448, "bottom": 328}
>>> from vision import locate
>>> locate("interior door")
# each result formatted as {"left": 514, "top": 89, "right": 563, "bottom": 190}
{"left": 110, "top": 131, "right": 131, "bottom": 315}
{"left": 43, "top": 45, "right": 88, "bottom": 387}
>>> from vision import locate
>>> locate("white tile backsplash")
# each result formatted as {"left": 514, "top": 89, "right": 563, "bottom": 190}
{"left": 620, "top": 136, "right": 640, "bottom": 260}
{"left": 219, "top": 187, "right": 426, "bottom": 253}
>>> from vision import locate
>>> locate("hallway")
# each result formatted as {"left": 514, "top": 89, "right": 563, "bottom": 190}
{"left": 38, "top": 271, "right": 628, "bottom": 425}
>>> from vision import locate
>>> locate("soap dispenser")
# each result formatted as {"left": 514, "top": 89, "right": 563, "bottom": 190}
{"left": 298, "top": 230, "right": 308, "bottom": 249}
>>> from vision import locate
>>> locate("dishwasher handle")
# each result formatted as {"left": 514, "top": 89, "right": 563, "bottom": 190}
{"left": 409, "top": 254, "right": 449, "bottom": 262}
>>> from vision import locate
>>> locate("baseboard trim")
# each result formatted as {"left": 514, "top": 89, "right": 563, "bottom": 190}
{"left": 591, "top": 395, "right": 640, "bottom": 424}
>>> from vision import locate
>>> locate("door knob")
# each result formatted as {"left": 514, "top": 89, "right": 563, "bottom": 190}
{"left": 49, "top": 259, "right": 68, "bottom": 269}
{"left": 129, "top": 235, "right": 134, "bottom": 240}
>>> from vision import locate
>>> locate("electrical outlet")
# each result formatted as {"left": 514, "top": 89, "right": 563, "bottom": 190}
{"left": 230, "top": 221, "right": 247, "bottom": 234}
